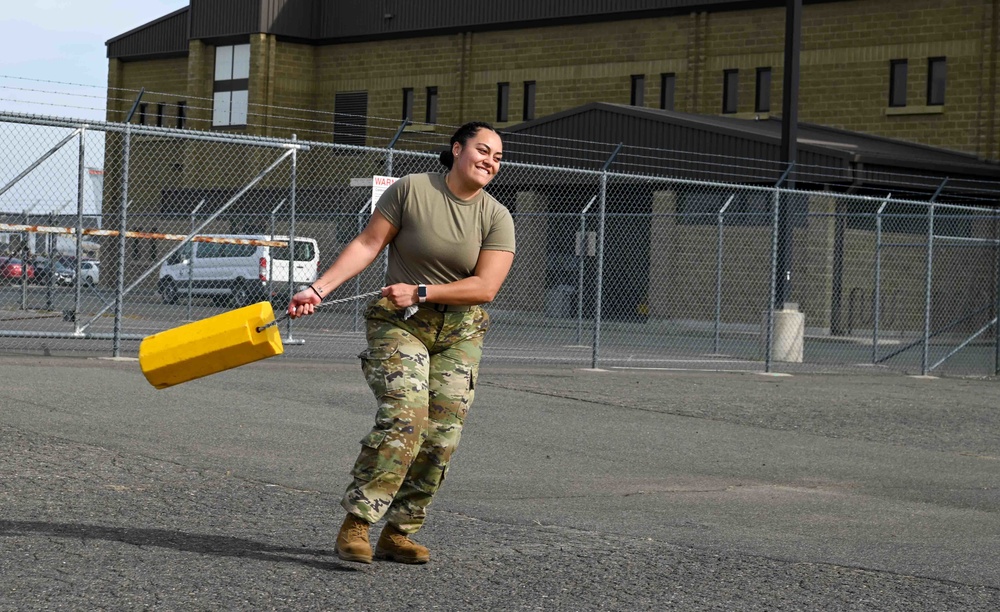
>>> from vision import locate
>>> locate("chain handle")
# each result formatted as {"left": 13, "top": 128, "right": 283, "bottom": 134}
{"left": 256, "top": 290, "right": 381, "bottom": 333}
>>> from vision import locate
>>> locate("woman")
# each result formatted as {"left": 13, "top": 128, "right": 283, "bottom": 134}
{"left": 287, "top": 121, "right": 515, "bottom": 564}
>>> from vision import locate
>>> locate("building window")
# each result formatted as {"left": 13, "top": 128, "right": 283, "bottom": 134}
{"left": 137, "top": 103, "right": 147, "bottom": 125}
{"left": 333, "top": 91, "right": 368, "bottom": 146}
{"left": 176, "top": 101, "right": 186, "bottom": 129}
{"left": 927, "top": 57, "right": 946, "bottom": 106}
{"left": 425, "top": 86, "right": 438, "bottom": 124}
{"left": 631, "top": 75, "right": 645, "bottom": 106}
{"left": 660, "top": 73, "right": 675, "bottom": 111}
{"left": 723, "top": 70, "right": 739, "bottom": 114}
{"left": 402, "top": 88, "right": 414, "bottom": 121}
{"left": 213, "top": 43, "right": 250, "bottom": 127}
{"left": 497, "top": 82, "right": 509, "bottom": 122}
{"left": 889, "top": 59, "right": 908, "bottom": 107}
{"left": 156, "top": 103, "right": 165, "bottom": 127}
{"left": 755, "top": 67, "right": 771, "bottom": 113}
{"left": 523, "top": 81, "right": 536, "bottom": 121}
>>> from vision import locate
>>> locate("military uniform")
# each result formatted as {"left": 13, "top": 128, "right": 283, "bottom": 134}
{"left": 341, "top": 172, "right": 515, "bottom": 535}
{"left": 343, "top": 297, "right": 488, "bottom": 532}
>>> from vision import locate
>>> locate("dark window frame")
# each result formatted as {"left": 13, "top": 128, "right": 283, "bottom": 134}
{"left": 156, "top": 103, "right": 165, "bottom": 127}
{"left": 755, "top": 67, "right": 771, "bottom": 113}
{"left": 176, "top": 101, "right": 187, "bottom": 129}
{"left": 523, "top": 80, "right": 536, "bottom": 121}
{"left": 722, "top": 69, "right": 739, "bottom": 114}
{"left": 889, "top": 59, "right": 908, "bottom": 107}
{"left": 659, "top": 73, "right": 675, "bottom": 111}
{"left": 402, "top": 87, "right": 414, "bottom": 121}
{"left": 631, "top": 74, "right": 645, "bottom": 106}
{"left": 497, "top": 82, "right": 510, "bottom": 122}
{"left": 137, "top": 103, "right": 147, "bottom": 125}
{"left": 425, "top": 86, "right": 438, "bottom": 124}
{"left": 927, "top": 57, "right": 946, "bottom": 106}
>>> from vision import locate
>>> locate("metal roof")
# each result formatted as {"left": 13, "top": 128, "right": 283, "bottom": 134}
{"left": 108, "top": 0, "right": 829, "bottom": 58}
{"left": 106, "top": 7, "right": 189, "bottom": 60}
{"left": 499, "top": 103, "right": 1000, "bottom": 197}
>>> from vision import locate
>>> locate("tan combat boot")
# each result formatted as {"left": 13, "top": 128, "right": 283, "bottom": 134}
{"left": 334, "top": 514, "right": 372, "bottom": 564}
{"left": 375, "top": 523, "right": 430, "bottom": 564}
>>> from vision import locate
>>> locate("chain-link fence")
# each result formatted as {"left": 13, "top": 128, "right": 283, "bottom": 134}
{"left": 1, "top": 111, "right": 998, "bottom": 377}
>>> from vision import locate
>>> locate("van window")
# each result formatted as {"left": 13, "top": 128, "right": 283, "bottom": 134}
{"left": 198, "top": 242, "right": 256, "bottom": 258}
{"left": 272, "top": 240, "right": 315, "bottom": 261}
{"left": 166, "top": 243, "right": 192, "bottom": 265}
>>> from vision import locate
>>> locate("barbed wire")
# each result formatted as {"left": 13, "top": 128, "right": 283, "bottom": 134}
{"left": 1, "top": 75, "right": 998, "bottom": 202}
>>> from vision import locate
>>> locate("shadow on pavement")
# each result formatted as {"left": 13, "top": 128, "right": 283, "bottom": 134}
{"left": 0, "top": 520, "right": 357, "bottom": 572}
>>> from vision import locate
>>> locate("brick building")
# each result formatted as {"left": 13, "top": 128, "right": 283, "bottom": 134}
{"left": 102, "top": 0, "right": 1000, "bottom": 335}
{"left": 106, "top": 0, "right": 1000, "bottom": 162}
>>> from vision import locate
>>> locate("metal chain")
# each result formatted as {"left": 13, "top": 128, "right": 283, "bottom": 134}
{"left": 256, "top": 290, "right": 381, "bottom": 333}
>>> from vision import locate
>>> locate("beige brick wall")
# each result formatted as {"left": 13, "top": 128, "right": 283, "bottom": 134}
{"left": 107, "top": 57, "right": 190, "bottom": 125}
{"left": 100, "top": 2, "right": 998, "bottom": 314}
{"left": 106, "top": 0, "right": 997, "bottom": 159}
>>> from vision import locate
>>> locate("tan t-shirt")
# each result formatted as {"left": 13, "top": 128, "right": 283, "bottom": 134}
{"left": 375, "top": 172, "right": 516, "bottom": 286}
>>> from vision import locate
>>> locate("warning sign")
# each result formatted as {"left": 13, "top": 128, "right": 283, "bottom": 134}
{"left": 371, "top": 176, "right": 398, "bottom": 213}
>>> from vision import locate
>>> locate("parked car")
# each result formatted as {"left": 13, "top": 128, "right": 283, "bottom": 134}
{"left": 33, "top": 258, "right": 75, "bottom": 286}
{"left": 79, "top": 260, "right": 99, "bottom": 285}
{"left": 0, "top": 257, "right": 35, "bottom": 282}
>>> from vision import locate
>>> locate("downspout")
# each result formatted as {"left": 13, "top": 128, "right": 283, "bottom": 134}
{"left": 458, "top": 32, "right": 471, "bottom": 124}
{"left": 831, "top": 155, "right": 863, "bottom": 335}
{"left": 986, "top": 0, "right": 999, "bottom": 160}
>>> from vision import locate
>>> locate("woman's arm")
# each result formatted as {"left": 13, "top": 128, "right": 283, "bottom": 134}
{"left": 381, "top": 249, "right": 515, "bottom": 308}
{"left": 287, "top": 211, "right": 398, "bottom": 318}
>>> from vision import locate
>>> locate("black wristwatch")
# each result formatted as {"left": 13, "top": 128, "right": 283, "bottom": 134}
{"left": 417, "top": 284, "right": 427, "bottom": 303}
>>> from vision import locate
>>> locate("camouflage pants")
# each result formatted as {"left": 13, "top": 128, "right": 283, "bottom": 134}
{"left": 342, "top": 297, "right": 489, "bottom": 533}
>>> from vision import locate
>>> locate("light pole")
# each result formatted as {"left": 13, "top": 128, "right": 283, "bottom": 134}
{"left": 777, "top": 0, "right": 801, "bottom": 310}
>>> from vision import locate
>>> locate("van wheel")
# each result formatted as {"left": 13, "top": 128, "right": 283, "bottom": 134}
{"left": 232, "top": 280, "right": 252, "bottom": 308}
{"left": 160, "top": 279, "right": 178, "bottom": 304}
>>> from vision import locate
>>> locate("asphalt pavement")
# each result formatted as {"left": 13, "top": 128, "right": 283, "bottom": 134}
{"left": 0, "top": 354, "right": 998, "bottom": 610}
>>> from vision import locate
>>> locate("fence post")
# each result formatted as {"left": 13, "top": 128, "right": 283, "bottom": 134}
{"left": 187, "top": 199, "right": 206, "bottom": 320}
{"left": 872, "top": 195, "right": 890, "bottom": 363}
{"left": 73, "top": 126, "right": 86, "bottom": 322}
{"left": 380, "top": 120, "right": 409, "bottom": 278}
{"left": 385, "top": 119, "right": 409, "bottom": 178}
{"left": 576, "top": 195, "right": 596, "bottom": 345}
{"left": 285, "top": 135, "right": 302, "bottom": 345}
{"left": 268, "top": 198, "right": 285, "bottom": 306}
{"left": 996, "top": 208, "right": 1000, "bottom": 376}
{"left": 45, "top": 211, "right": 55, "bottom": 311}
{"left": 591, "top": 143, "right": 622, "bottom": 369}
{"left": 714, "top": 194, "right": 736, "bottom": 355}
{"left": 113, "top": 125, "right": 131, "bottom": 357}
{"left": 921, "top": 202, "right": 935, "bottom": 375}
{"left": 765, "top": 185, "right": 780, "bottom": 372}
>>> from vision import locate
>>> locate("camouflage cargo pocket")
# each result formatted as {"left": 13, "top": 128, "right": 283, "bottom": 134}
{"left": 358, "top": 339, "right": 407, "bottom": 399}
{"left": 352, "top": 429, "right": 406, "bottom": 478}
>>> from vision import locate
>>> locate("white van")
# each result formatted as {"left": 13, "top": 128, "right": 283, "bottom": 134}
{"left": 157, "top": 234, "right": 319, "bottom": 307}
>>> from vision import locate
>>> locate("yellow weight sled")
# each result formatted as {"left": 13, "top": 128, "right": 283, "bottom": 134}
{"left": 139, "top": 301, "right": 284, "bottom": 390}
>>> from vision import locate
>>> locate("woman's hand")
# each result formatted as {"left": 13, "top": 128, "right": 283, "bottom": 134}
{"left": 381, "top": 283, "right": 419, "bottom": 308}
{"left": 287, "top": 286, "right": 322, "bottom": 318}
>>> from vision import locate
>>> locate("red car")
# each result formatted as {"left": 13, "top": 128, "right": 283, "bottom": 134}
{"left": 0, "top": 257, "right": 35, "bottom": 282}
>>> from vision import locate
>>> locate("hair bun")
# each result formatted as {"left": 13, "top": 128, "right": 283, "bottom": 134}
{"left": 439, "top": 149, "right": 455, "bottom": 168}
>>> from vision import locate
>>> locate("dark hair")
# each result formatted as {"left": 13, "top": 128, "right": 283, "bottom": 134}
{"left": 439, "top": 121, "right": 497, "bottom": 169}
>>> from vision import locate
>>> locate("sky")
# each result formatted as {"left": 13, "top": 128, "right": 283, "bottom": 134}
{"left": 0, "top": 1, "right": 188, "bottom": 119}
{"left": 0, "top": 2, "right": 188, "bottom": 215}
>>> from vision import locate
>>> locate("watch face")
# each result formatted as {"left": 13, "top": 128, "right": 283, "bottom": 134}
{"left": 418, "top": 285, "right": 427, "bottom": 298}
